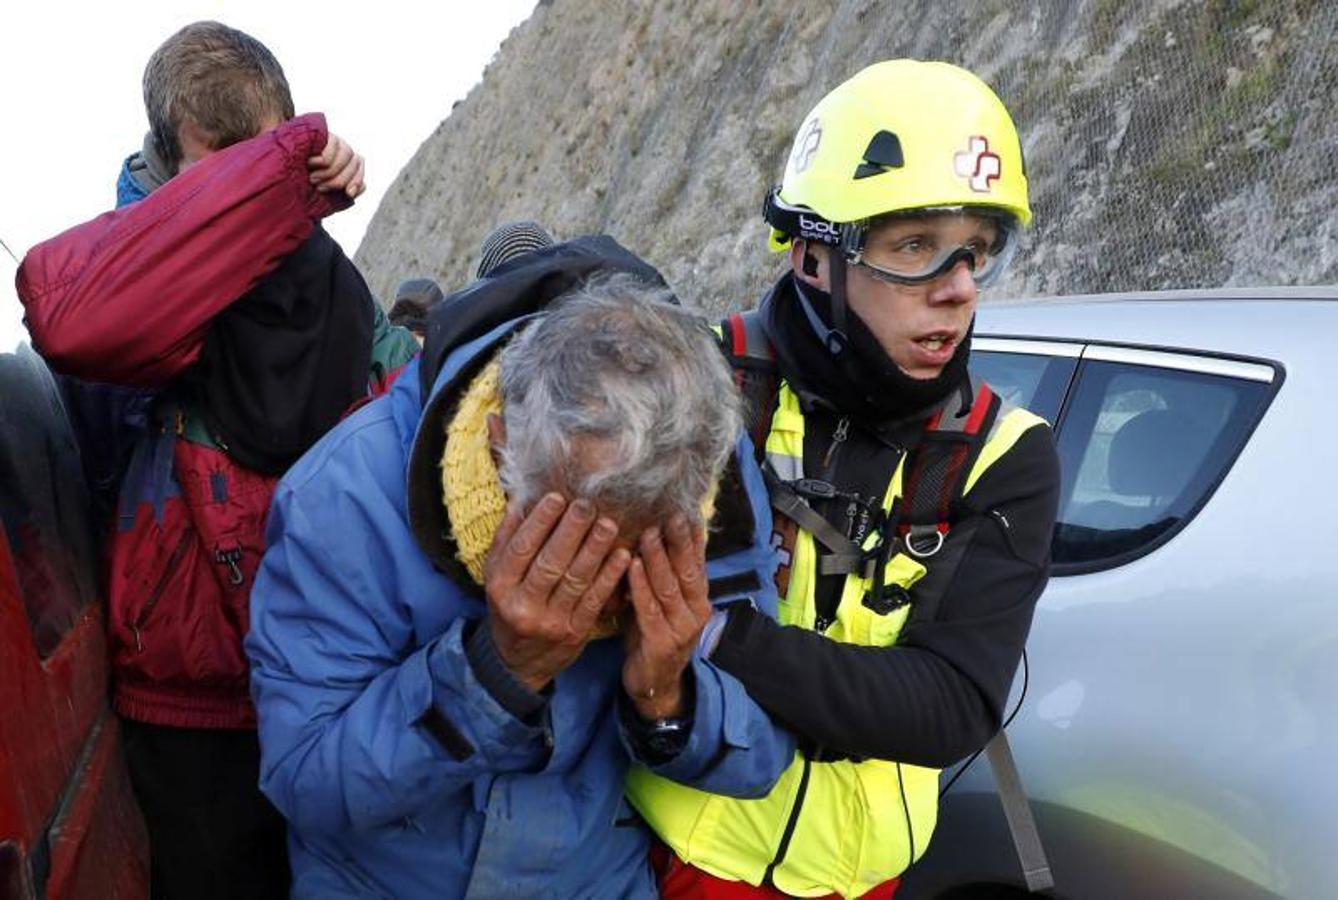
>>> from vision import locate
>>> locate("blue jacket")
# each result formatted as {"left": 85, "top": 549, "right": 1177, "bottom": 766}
{"left": 246, "top": 248, "right": 793, "bottom": 898}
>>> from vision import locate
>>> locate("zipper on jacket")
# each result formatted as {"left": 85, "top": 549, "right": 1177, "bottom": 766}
{"left": 987, "top": 508, "right": 1027, "bottom": 563}
{"left": 763, "top": 756, "right": 813, "bottom": 886}
{"left": 131, "top": 531, "right": 194, "bottom": 652}
{"left": 821, "top": 416, "right": 851, "bottom": 470}
{"left": 215, "top": 545, "right": 245, "bottom": 587}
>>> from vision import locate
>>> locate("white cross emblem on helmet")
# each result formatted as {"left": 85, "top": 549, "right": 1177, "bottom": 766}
{"left": 953, "top": 135, "right": 1002, "bottom": 193}
{"left": 792, "top": 118, "right": 823, "bottom": 173}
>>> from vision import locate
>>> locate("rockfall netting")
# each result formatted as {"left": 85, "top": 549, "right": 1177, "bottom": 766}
{"left": 992, "top": 0, "right": 1338, "bottom": 298}
{"left": 357, "top": 0, "right": 1338, "bottom": 310}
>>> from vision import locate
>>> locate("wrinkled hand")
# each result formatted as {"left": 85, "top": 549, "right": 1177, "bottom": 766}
{"left": 485, "top": 493, "right": 631, "bottom": 693}
{"left": 308, "top": 132, "right": 366, "bottom": 199}
{"left": 622, "top": 514, "right": 711, "bottom": 720}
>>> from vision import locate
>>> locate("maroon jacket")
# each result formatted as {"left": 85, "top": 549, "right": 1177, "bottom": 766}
{"left": 21, "top": 114, "right": 346, "bottom": 386}
{"left": 17, "top": 115, "right": 415, "bottom": 728}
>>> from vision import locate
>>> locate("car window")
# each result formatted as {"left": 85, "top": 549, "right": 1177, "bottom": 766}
{"left": 971, "top": 344, "right": 1079, "bottom": 424}
{"left": 1052, "top": 358, "right": 1274, "bottom": 572}
{"left": 0, "top": 343, "right": 99, "bottom": 658}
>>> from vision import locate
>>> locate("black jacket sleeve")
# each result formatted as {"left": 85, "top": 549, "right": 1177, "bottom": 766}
{"left": 710, "top": 424, "right": 1060, "bottom": 768}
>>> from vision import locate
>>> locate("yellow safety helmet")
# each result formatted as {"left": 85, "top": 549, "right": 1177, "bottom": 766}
{"left": 764, "top": 59, "right": 1031, "bottom": 266}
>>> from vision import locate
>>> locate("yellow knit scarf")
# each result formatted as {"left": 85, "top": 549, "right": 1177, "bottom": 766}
{"left": 441, "top": 357, "right": 509, "bottom": 586}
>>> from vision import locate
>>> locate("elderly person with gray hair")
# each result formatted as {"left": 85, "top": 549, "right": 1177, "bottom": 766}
{"left": 245, "top": 236, "right": 793, "bottom": 898}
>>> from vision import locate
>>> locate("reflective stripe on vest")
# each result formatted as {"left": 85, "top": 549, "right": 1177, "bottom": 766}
{"left": 626, "top": 380, "right": 1048, "bottom": 898}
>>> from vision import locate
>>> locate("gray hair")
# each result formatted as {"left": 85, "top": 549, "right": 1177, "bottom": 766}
{"left": 497, "top": 273, "right": 742, "bottom": 526}
{"left": 143, "top": 21, "right": 295, "bottom": 172}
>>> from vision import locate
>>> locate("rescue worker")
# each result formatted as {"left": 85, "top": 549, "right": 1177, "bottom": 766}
{"left": 628, "top": 59, "right": 1062, "bottom": 898}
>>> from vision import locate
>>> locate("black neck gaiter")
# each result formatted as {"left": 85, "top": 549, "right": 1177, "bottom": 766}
{"left": 188, "top": 225, "right": 374, "bottom": 475}
{"left": 759, "top": 273, "right": 971, "bottom": 424}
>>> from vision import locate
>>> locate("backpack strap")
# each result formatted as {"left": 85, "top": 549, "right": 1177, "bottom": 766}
{"left": 985, "top": 732, "right": 1055, "bottom": 892}
{"left": 719, "top": 311, "right": 779, "bottom": 464}
{"left": 760, "top": 462, "right": 866, "bottom": 577}
{"left": 722, "top": 311, "right": 869, "bottom": 578}
{"left": 896, "top": 375, "right": 1053, "bottom": 893}
{"left": 721, "top": 310, "right": 774, "bottom": 373}
{"left": 897, "top": 373, "right": 1000, "bottom": 559}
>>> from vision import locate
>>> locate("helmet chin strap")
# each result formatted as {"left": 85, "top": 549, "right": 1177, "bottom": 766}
{"left": 828, "top": 249, "right": 850, "bottom": 354}
{"left": 795, "top": 242, "right": 852, "bottom": 358}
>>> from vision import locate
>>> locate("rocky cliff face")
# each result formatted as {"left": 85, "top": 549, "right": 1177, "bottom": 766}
{"left": 355, "top": 0, "right": 1337, "bottom": 314}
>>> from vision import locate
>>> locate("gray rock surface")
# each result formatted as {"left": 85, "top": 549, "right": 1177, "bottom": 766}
{"left": 355, "top": 0, "right": 1337, "bottom": 314}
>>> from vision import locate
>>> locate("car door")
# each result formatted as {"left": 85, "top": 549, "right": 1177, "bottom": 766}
{"left": 0, "top": 336, "right": 148, "bottom": 899}
{"left": 906, "top": 337, "right": 1284, "bottom": 899}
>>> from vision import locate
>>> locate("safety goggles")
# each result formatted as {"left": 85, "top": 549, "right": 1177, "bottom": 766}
{"left": 844, "top": 209, "right": 1020, "bottom": 288}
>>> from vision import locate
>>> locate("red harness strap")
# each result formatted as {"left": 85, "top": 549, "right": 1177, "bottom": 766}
{"left": 899, "top": 377, "right": 999, "bottom": 555}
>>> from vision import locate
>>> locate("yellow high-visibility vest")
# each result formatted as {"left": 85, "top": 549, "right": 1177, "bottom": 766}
{"left": 627, "top": 380, "right": 1046, "bottom": 899}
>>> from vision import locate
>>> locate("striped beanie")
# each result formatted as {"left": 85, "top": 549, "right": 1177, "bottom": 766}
{"left": 475, "top": 221, "right": 555, "bottom": 278}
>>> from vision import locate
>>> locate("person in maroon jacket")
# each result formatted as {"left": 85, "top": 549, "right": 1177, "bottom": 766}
{"left": 17, "top": 22, "right": 417, "bottom": 900}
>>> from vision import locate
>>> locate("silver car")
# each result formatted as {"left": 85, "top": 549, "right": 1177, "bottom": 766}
{"left": 905, "top": 287, "right": 1338, "bottom": 899}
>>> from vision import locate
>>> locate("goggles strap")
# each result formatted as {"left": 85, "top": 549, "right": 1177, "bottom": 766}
{"left": 763, "top": 188, "right": 842, "bottom": 247}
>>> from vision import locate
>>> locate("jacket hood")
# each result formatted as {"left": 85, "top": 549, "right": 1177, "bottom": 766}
{"left": 116, "top": 133, "right": 174, "bottom": 208}
{"left": 406, "top": 235, "right": 674, "bottom": 575}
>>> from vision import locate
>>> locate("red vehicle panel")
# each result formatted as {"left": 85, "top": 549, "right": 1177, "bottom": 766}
{"left": 0, "top": 343, "right": 148, "bottom": 899}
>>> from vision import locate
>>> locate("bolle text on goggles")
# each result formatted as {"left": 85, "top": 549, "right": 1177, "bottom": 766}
{"left": 842, "top": 208, "right": 1021, "bottom": 288}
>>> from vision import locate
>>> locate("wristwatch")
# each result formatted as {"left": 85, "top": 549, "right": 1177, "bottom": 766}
{"left": 627, "top": 710, "right": 691, "bottom": 762}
